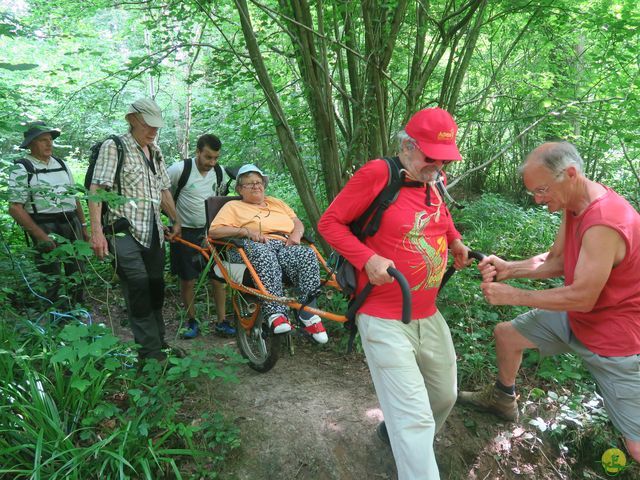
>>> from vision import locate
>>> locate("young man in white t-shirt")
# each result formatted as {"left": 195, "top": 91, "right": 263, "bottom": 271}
{"left": 167, "top": 134, "right": 232, "bottom": 338}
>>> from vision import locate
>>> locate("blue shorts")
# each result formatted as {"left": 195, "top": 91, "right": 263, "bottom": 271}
{"left": 512, "top": 309, "right": 640, "bottom": 441}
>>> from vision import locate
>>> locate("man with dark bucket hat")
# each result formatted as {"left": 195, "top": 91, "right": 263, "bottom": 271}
{"left": 8, "top": 121, "right": 88, "bottom": 306}
{"left": 319, "top": 108, "right": 470, "bottom": 479}
{"left": 87, "top": 98, "right": 182, "bottom": 362}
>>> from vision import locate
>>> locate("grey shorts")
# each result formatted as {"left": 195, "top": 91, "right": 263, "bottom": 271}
{"left": 513, "top": 309, "right": 640, "bottom": 441}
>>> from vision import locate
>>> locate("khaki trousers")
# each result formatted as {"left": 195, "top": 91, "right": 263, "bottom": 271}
{"left": 357, "top": 311, "right": 457, "bottom": 480}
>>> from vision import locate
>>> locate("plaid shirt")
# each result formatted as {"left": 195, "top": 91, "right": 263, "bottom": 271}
{"left": 91, "top": 132, "right": 170, "bottom": 247}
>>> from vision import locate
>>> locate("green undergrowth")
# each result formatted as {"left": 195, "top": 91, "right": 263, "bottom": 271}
{"left": 0, "top": 316, "right": 244, "bottom": 479}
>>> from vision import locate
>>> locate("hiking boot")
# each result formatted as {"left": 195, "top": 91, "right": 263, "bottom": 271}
{"left": 214, "top": 320, "right": 236, "bottom": 336}
{"left": 458, "top": 384, "right": 519, "bottom": 421}
{"left": 181, "top": 319, "right": 200, "bottom": 339}
{"left": 376, "top": 421, "right": 390, "bottom": 447}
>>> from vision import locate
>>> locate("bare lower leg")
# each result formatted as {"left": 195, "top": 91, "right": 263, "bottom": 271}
{"left": 494, "top": 322, "right": 536, "bottom": 387}
{"left": 180, "top": 279, "right": 196, "bottom": 319}
{"left": 625, "top": 437, "right": 640, "bottom": 463}
{"left": 212, "top": 280, "right": 226, "bottom": 323}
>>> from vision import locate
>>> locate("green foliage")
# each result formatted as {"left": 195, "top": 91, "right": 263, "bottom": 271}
{"left": 0, "top": 318, "right": 243, "bottom": 479}
{"left": 0, "top": 1, "right": 639, "bottom": 475}
{"left": 443, "top": 194, "right": 561, "bottom": 385}
{"left": 452, "top": 193, "right": 561, "bottom": 258}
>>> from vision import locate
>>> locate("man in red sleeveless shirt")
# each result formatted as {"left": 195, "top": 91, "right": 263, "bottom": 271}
{"left": 459, "top": 141, "right": 640, "bottom": 462}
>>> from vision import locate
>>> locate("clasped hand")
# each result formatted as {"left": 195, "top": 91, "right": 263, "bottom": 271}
{"left": 478, "top": 255, "right": 515, "bottom": 305}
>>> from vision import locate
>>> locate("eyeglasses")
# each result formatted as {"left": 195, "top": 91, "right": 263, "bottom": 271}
{"left": 240, "top": 181, "right": 264, "bottom": 189}
{"left": 409, "top": 140, "right": 452, "bottom": 165}
{"left": 526, "top": 185, "right": 552, "bottom": 197}
{"left": 526, "top": 169, "right": 566, "bottom": 197}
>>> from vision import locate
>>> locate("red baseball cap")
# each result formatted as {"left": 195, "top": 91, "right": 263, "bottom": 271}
{"left": 405, "top": 107, "right": 462, "bottom": 161}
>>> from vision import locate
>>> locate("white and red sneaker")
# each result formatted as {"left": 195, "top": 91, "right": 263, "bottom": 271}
{"left": 268, "top": 313, "right": 292, "bottom": 334}
{"left": 300, "top": 315, "right": 328, "bottom": 344}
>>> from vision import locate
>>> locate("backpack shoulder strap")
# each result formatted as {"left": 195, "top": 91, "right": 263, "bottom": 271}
{"left": 173, "top": 159, "right": 192, "bottom": 203}
{"left": 351, "top": 156, "right": 404, "bottom": 239}
{"left": 51, "top": 156, "right": 69, "bottom": 174}
{"left": 15, "top": 158, "right": 35, "bottom": 183}
{"left": 14, "top": 158, "right": 38, "bottom": 214}
{"left": 110, "top": 135, "right": 125, "bottom": 194}
{"left": 214, "top": 163, "right": 223, "bottom": 194}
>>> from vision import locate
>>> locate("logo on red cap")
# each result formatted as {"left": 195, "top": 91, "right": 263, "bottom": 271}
{"left": 437, "top": 130, "right": 455, "bottom": 141}
{"left": 405, "top": 108, "right": 462, "bottom": 161}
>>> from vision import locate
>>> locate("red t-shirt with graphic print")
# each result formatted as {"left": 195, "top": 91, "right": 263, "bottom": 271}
{"left": 318, "top": 159, "right": 462, "bottom": 320}
{"left": 564, "top": 187, "right": 640, "bottom": 356}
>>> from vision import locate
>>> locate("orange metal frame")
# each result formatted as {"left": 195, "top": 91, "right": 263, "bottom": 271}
{"left": 171, "top": 235, "right": 348, "bottom": 330}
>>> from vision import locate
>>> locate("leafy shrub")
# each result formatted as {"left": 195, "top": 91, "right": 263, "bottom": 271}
{"left": 452, "top": 193, "right": 561, "bottom": 259}
{"left": 0, "top": 317, "right": 243, "bottom": 479}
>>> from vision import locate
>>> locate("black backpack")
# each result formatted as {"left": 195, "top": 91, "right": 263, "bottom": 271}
{"left": 173, "top": 159, "right": 232, "bottom": 203}
{"left": 14, "top": 156, "right": 70, "bottom": 215}
{"left": 84, "top": 135, "right": 125, "bottom": 223}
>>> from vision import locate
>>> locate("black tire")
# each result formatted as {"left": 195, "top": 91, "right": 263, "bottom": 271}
{"left": 234, "top": 294, "right": 281, "bottom": 373}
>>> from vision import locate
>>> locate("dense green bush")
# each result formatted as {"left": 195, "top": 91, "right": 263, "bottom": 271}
{"left": 0, "top": 318, "right": 243, "bottom": 479}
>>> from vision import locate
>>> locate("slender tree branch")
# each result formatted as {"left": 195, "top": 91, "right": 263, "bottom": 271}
{"left": 448, "top": 97, "right": 625, "bottom": 189}
{"left": 620, "top": 141, "right": 640, "bottom": 190}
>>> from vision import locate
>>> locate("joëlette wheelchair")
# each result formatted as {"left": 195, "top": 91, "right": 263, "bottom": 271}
{"left": 170, "top": 194, "right": 487, "bottom": 373}
{"left": 173, "top": 195, "right": 352, "bottom": 373}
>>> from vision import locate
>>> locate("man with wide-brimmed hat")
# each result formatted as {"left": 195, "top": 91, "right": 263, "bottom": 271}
{"left": 87, "top": 98, "right": 182, "bottom": 362}
{"left": 8, "top": 121, "right": 88, "bottom": 306}
{"left": 319, "top": 108, "right": 471, "bottom": 479}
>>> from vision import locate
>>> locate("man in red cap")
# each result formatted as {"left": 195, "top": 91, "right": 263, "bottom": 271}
{"left": 318, "top": 107, "right": 469, "bottom": 479}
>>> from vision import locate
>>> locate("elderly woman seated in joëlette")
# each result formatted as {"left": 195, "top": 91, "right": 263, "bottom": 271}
{"left": 208, "top": 164, "right": 328, "bottom": 343}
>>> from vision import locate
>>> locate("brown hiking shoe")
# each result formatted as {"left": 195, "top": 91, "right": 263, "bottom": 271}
{"left": 458, "top": 384, "right": 519, "bottom": 421}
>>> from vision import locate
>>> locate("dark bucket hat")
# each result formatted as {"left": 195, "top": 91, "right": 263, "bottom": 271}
{"left": 20, "top": 121, "right": 61, "bottom": 149}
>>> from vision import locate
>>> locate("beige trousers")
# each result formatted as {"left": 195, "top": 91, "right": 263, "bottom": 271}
{"left": 357, "top": 311, "right": 457, "bottom": 480}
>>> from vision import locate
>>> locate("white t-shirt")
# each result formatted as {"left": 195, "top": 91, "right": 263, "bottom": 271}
{"left": 167, "top": 158, "right": 227, "bottom": 228}
{"left": 8, "top": 154, "right": 77, "bottom": 214}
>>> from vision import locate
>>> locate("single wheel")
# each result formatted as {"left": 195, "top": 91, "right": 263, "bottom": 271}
{"left": 233, "top": 294, "right": 281, "bottom": 373}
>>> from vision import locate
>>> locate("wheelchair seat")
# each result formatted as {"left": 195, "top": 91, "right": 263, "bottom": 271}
{"left": 205, "top": 195, "right": 254, "bottom": 285}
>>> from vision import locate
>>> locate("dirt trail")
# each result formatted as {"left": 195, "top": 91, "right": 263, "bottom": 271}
{"left": 173, "top": 331, "right": 564, "bottom": 480}
{"left": 101, "top": 302, "right": 640, "bottom": 480}
{"left": 107, "top": 307, "right": 640, "bottom": 480}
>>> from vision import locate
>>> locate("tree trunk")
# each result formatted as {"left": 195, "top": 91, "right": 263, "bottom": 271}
{"left": 234, "top": 0, "right": 323, "bottom": 234}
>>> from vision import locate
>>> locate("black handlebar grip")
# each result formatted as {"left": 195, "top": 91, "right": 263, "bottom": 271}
{"left": 387, "top": 267, "right": 412, "bottom": 324}
{"left": 346, "top": 267, "right": 412, "bottom": 324}
{"left": 468, "top": 250, "right": 486, "bottom": 262}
